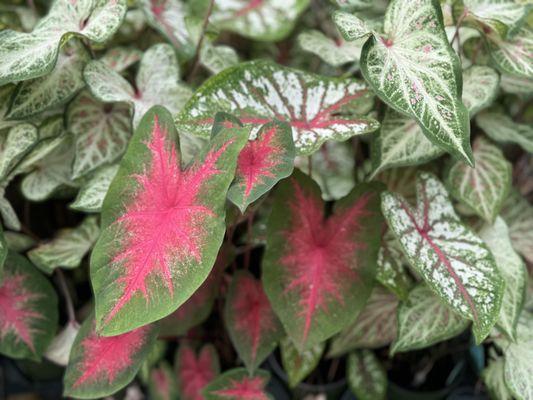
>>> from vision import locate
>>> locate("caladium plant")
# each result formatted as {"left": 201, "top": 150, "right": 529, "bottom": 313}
{"left": 0, "top": 0, "right": 531, "bottom": 399}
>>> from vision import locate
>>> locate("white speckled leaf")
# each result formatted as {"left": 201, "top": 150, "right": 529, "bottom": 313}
{"left": 392, "top": 285, "right": 469, "bottom": 354}
{"left": 485, "top": 26, "right": 533, "bottom": 78}
{"left": 476, "top": 109, "right": 533, "bottom": 153}
{"left": 298, "top": 29, "right": 362, "bottom": 67}
{"left": 209, "top": 0, "right": 310, "bottom": 41}
{"left": 461, "top": 66, "right": 499, "bottom": 117}
{"left": 500, "top": 189, "right": 533, "bottom": 265}
{"left": 0, "top": 124, "right": 39, "bottom": 182}
{"left": 0, "top": 0, "right": 127, "bottom": 85}
{"left": 381, "top": 172, "right": 504, "bottom": 343}
{"left": 347, "top": 350, "right": 386, "bottom": 400}
{"left": 483, "top": 358, "right": 513, "bottom": 400}
{"left": 504, "top": 312, "right": 533, "bottom": 400}
{"left": 176, "top": 60, "right": 379, "bottom": 155}
{"left": 376, "top": 230, "right": 413, "bottom": 300}
{"left": 280, "top": 337, "right": 325, "bottom": 388}
{"left": 446, "top": 136, "right": 511, "bottom": 222}
{"left": 500, "top": 74, "right": 533, "bottom": 96}
{"left": 0, "top": 189, "right": 20, "bottom": 231}
{"left": 360, "top": 0, "right": 472, "bottom": 165}
{"left": 28, "top": 216, "right": 100, "bottom": 275}
{"left": 67, "top": 91, "right": 132, "bottom": 179}
{"left": 71, "top": 164, "right": 119, "bottom": 213}
{"left": 101, "top": 47, "right": 143, "bottom": 73}
{"left": 200, "top": 42, "right": 239, "bottom": 75}
{"left": 0, "top": 86, "right": 19, "bottom": 132}
{"left": 333, "top": 11, "right": 373, "bottom": 41}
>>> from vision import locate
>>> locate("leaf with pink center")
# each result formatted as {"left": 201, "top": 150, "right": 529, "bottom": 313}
{"left": 224, "top": 271, "right": 283, "bottom": 373}
{"left": 228, "top": 121, "right": 294, "bottom": 212}
{"left": 175, "top": 343, "right": 220, "bottom": 400}
{"left": 90, "top": 108, "right": 248, "bottom": 335}
{"left": 149, "top": 362, "right": 179, "bottom": 400}
{"left": 63, "top": 314, "right": 158, "bottom": 399}
{"left": 262, "top": 170, "right": 383, "bottom": 350}
{"left": 0, "top": 252, "right": 58, "bottom": 361}
{"left": 203, "top": 368, "right": 271, "bottom": 400}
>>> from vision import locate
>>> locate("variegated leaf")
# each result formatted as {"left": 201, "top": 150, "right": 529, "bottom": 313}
{"left": 476, "top": 109, "right": 533, "bottom": 153}
{"left": 0, "top": 123, "right": 39, "bottom": 182}
{"left": 7, "top": 40, "right": 89, "bottom": 119}
{"left": 4, "top": 231, "right": 35, "bottom": 253}
{"left": 500, "top": 73, "right": 533, "bottom": 96}
{"left": 381, "top": 172, "right": 504, "bottom": 343}
{"left": 360, "top": 0, "right": 473, "bottom": 164}
{"left": 280, "top": 337, "right": 324, "bottom": 388}
{"left": 176, "top": 60, "right": 379, "bottom": 155}
{"left": 149, "top": 362, "right": 179, "bottom": 400}
{"left": 377, "top": 230, "right": 413, "bottom": 300}
{"left": 84, "top": 43, "right": 192, "bottom": 128}
{"left": 500, "top": 189, "right": 533, "bottom": 264}
{"left": 228, "top": 121, "right": 294, "bottom": 213}
{"left": 209, "top": 0, "right": 309, "bottom": 41}
{"left": 63, "top": 315, "right": 158, "bottom": 399}
{"left": 175, "top": 344, "right": 220, "bottom": 400}
{"left": 28, "top": 217, "right": 100, "bottom": 275}
{"left": 333, "top": 11, "right": 373, "bottom": 41}
{"left": 0, "top": 252, "right": 58, "bottom": 361}
{"left": 67, "top": 91, "right": 132, "bottom": 179}
{"left": 461, "top": 66, "right": 499, "bottom": 117}
{"left": 101, "top": 46, "right": 143, "bottom": 73}
{"left": 44, "top": 321, "right": 80, "bottom": 367}
{"left": 200, "top": 42, "right": 239, "bottom": 75}
{"left": 0, "top": 0, "right": 127, "bottom": 85}
{"left": 298, "top": 29, "right": 362, "bottom": 67}
{"left": 504, "top": 312, "right": 533, "bottom": 400}
{"left": 0, "top": 189, "right": 20, "bottom": 231}
{"left": 446, "top": 136, "right": 512, "bottom": 222}
{"left": 347, "top": 350, "right": 387, "bottom": 400}
{"left": 480, "top": 218, "right": 527, "bottom": 341}
{"left": 70, "top": 164, "right": 119, "bottom": 213}
{"left": 0, "top": 86, "right": 19, "bottom": 132}
{"left": 328, "top": 286, "right": 399, "bottom": 357}
{"left": 91, "top": 109, "right": 248, "bottom": 335}
{"left": 483, "top": 358, "right": 513, "bottom": 400}
{"left": 392, "top": 285, "right": 469, "bottom": 354}
{"left": 203, "top": 368, "right": 271, "bottom": 400}
{"left": 485, "top": 26, "right": 533, "bottom": 78}
{"left": 263, "top": 171, "right": 382, "bottom": 350}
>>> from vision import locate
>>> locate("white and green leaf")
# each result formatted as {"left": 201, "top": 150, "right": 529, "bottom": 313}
{"left": 298, "top": 29, "right": 362, "bottom": 67}
{"left": 476, "top": 109, "right": 533, "bottom": 153}
{"left": 347, "top": 350, "right": 387, "bottom": 400}
{"left": 333, "top": 11, "right": 373, "bottom": 41}
{"left": 200, "top": 42, "right": 239, "bottom": 75}
{"left": 101, "top": 46, "right": 143, "bottom": 73}
{"left": 485, "top": 26, "right": 533, "bottom": 78}
{"left": 504, "top": 312, "right": 533, "bottom": 400}
{"left": 461, "top": 65, "right": 499, "bottom": 117}
{"left": 500, "top": 189, "right": 533, "bottom": 265}
{"left": 70, "top": 164, "right": 119, "bottom": 213}
{"left": 280, "top": 338, "right": 325, "bottom": 388}
{"left": 483, "top": 357, "right": 513, "bottom": 400}
{"left": 0, "top": 123, "right": 39, "bottom": 182}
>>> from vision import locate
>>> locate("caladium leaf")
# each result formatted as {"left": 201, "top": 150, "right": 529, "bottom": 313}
{"left": 149, "top": 362, "right": 179, "bottom": 400}
{"left": 461, "top": 66, "right": 499, "bottom": 117}
{"left": 347, "top": 350, "right": 387, "bottom": 400}
{"left": 0, "top": 123, "right": 39, "bottom": 182}
{"left": 0, "top": 0, "right": 127, "bottom": 85}
{"left": 480, "top": 218, "right": 527, "bottom": 341}
{"left": 328, "top": 286, "right": 399, "bottom": 357}
{"left": 6, "top": 40, "right": 90, "bottom": 120}
{"left": 200, "top": 42, "right": 240, "bottom": 75}
{"left": 101, "top": 46, "right": 143, "bottom": 73}
{"left": 500, "top": 73, "right": 533, "bottom": 96}
{"left": 381, "top": 172, "right": 504, "bottom": 343}
{"left": 67, "top": 91, "right": 132, "bottom": 179}
{"left": 84, "top": 43, "right": 192, "bottom": 128}
{"left": 209, "top": 0, "right": 309, "bottom": 42}
{"left": 500, "top": 189, "right": 533, "bottom": 264}
{"left": 483, "top": 358, "right": 513, "bottom": 400}
{"left": 0, "top": 189, "right": 20, "bottom": 231}
{"left": 280, "top": 337, "right": 325, "bottom": 388}
{"left": 4, "top": 232, "right": 35, "bottom": 253}
{"left": 228, "top": 121, "right": 295, "bottom": 213}
{"left": 298, "top": 29, "right": 362, "bottom": 67}
{"left": 28, "top": 216, "right": 100, "bottom": 275}
{"left": 0, "top": 228, "right": 9, "bottom": 274}
{"left": 476, "top": 109, "right": 533, "bottom": 153}
{"left": 262, "top": 171, "right": 383, "bottom": 349}
{"left": 203, "top": 368, "right": 271, "bottom": 400}
{"left": 70, "top": 164, "right": 120, "bottom": 213}
{"left": 91, "top": 108, "right": 248, "bottom": 335}
{"left": 446, "top": 136, "right": 512, "bottom": 223}
{"left": 358, "top": 0, "right": 472, "bottom": 165}
{"left": 504, "top": 312, "right": 533, "bottom": 400}
{"left": 333, "top": 11, "right": 373, "bottom": 41}
{"left": 0, "top": 252, "right": 58, "bottom": 361}
{"left": 392, "top": 285, "right": 469, "bottom": 354}
{"left": 225, "top": 271, "right": 283, "bottom": 373}
{"left": 176, "top": 60, "right": 379, "bottom": 155}
{"left": 0, "top": 86, "right": 19, "bottom": 132}
{"left": 44, "top": 321, "right": 80, "bottom": 367}
{"left": 175, "top": 344, "right": 220, "bottom": 400}
{"left": 485, "top": 26, "right": 533, "bottom": 78}
{"left": 63, "top": 315, "right": 158, "bottom": 399}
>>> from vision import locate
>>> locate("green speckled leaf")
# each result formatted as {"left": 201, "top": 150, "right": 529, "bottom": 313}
{"left": 483, "top": 358, "right": 513, "bottom": 400}
{"left": 500, "top": 189, "right": 533, "bottom": 264}
{"left": 101, "top": 46, "right": 142, "bottom": 73}
{"left": 299, "top": 29, "right": 362, "bottom": 67}
{"left": 347, "top": 350, "right": 386, "bottom": 400}
{"left": 485, "top": 26, "right": 533, "bottom": 78}
{"left": 377, "top": 230, "right": 413, "bottom": 300}
{"left": 504, "top": 312, "right": 533, "bottom": 400}
{"left": 461, "top": 66, "right": 499, "bottom": 117}
{"left": 476, "top": 109, "right": 533, "bottom": 153}
{"left": 333, "top": 11, "right": 373, "bottom": 41}
{"left": 0, "top": 123, "right": 39, "bottom": 182}
{"left": 71, "top": 164, "right": 119, "bottom": 213}
{"left": 280, "top": 337, "right": 324, "bottom": 388}
{"left": 500, "top": 74, "right": 533, "bottom": 95}
{"left": 200, "top": 42, "right": 239, "bottom": 75}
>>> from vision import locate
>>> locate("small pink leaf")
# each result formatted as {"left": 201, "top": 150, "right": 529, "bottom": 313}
{"left": 224, "top": 271, "right": 283, "bottom": 373}
{"left": 149, "top": 362, "right": 178, "bottom": 400}
{"left": 204, "top": 368, "right": 270, "bottom": 400}
{"left": 175, "top": 344, "right": 220, "bottom": 400}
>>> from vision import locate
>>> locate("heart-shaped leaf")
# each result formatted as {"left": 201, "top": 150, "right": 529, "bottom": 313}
{"left": 392, "top": 285, "right": 469, "bottom": 354}
{"left": 298, "top": 29, "right": 362, "bottom": 67}
{"left": 175, "top": 344, "right": 220, "bottom": 400}
{"left": 0, "top": 252, "right": 58, "bottom": 361}
{"left": 101, "top": 46, "right": 143, "bottom": 73}
{"left": 91, "top": 108, "right": 248, "bottom": 335}
{"left": 476, "top": 109, "right": 533, "bottom": 153}
{"left": 485, "top": 26, "right": 533, "bottom": 78}
{"left": 461, "top": 66, "right": 499, "bottom": 117}
{"left": 228, "top": 120, "right": 295, "bottom": 212}
{"left": 0, "top": 0, "right": 127, "bottom": 85}
{"left": 225, "top": 271, "right": 283, "bottom": 373}
{"left": 263, "top": 171, "right": 382, "bottom": 349}
{"left": 501, "top": 189, "right": 533, "bottom": 265}
{"left": 280, "top": 337, "right": 325, "bottom": 388}
{"left": 176, "top": 60, "right": 379, "bottom": 155}
{"left": 70, "top": 164, "right": 119, "bottom": 213}
{"left": 347, "top": 350, "right": 387, "bottom": 400}
{"left": 382, "top": 172, "right": 504, "bottom": 343}
{"left": 446, "top": 136, "right": 512, "bottom": 222}
{"left": 359, "top": 0, "right": 472, "bottom": 164}
{"left": 63, "top": 315, "right": 158, "bottom": 399}
{"left": 203, "top": 368, "right": 271, "bottom": 400}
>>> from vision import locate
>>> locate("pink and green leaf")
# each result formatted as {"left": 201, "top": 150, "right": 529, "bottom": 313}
{"left": 262, "top": 170, "right": 383, "bottom": 350}
{"left": 203, "top": 368, "right": 271, "bottom": 400}
{"left": 90, "top": 107, "right": 248, "bottom": 335}
{"left": 0, "top": 252, "right": 58, "bottom": 361}
{"left": 63, "top": 315, "right": 158, "bottom": 399}
{"left": 175, "top": 343, "right": 220, "bottom": 400}
{"left": 280, "top": 337, "right": 325, "bottom": 388}
{"left": 149, "top": 362, "right": 179, "bottom": 400}
{"left": 227, "top": 121, "right": 295, "bottom": 213}
{"left": 224, "top": 271, "right": 283, "bottom": 373}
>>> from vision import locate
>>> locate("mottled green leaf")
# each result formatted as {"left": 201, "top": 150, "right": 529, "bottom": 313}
{"left": 476, "top": 109, "right": 533, "bottom": 153}
{"left": 0, "top": 123, "right": 39, "bottom": 182}
{"left": 483, "top": 358, "right": 513, "bottom": 400}
{"left": 461, "top": 66, "right": 499, "bottom": 117}
{"left": 333, "top": 11, "right": 373, "bottom": 41}
{"left": 347, "top": 350, "right": 387, "bottom": 400}
{"left": 200, "top": 42, "right": 239, "bottom": 75}
{"left": 500, "top": 73, "right": 533, "bottom": 96}
{"left": 101, "top": 46, "right": 143, "bottom": 73}
{"left": 377, "top": 230, "right": 413, "bottom": 300}
{"left": 485, "top": 26, "right": 533, "bottom": 78}
{"left": 4, "top": 232, "right": 35, "bottom": 253}
{"left": 280, "top": 337, "right": 324, "bottom": 388}
{"left": 298, "top": 29, "right": 362, "bottom": 67}
{"left": 504, "top": 312, "right": 533, "bottom": 400}
{"left": 70, "top": 164, "right": 119, "bottom": 213}
{"left": 203, "top": 368, "right": 271, "bottom": 400}
{"left": 500, "top": 189, "right": 533, "bottom": 264}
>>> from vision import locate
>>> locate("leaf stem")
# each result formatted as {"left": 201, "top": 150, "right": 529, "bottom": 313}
{"left": 56, "top": 269, "right": 77, "bottom": 323}
{"left": 187, "top": 0, "right": 215, "bottom": 83}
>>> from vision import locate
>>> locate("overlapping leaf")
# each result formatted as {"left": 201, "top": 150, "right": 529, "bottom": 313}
{"left": 0, "top": 123, "right": 39, "bottom": 182}
{"left": 176, "top": 60, "right": 379, "bottom": 155}
{"left": 70, "top": 164, "right": 120, "bottom": 213}
{"left": 500, "top": 189, "right": 533, "bottom": 264}
{"left": 44, "top": 321, "right": 80, "bottom": 367}
{"left": 483, "top": 358, "right": 513, "bottom": 400}
{"left": 0, "top": 226, "right": 7, "bottom": 278}
{"left": 298, "top": 30, "right": 362, "bottom": 67}
{"left": 149, "top": 362, "right": 179, "bottom": 400}
{"left": 485, "top": 26, "right": 533, "bottom": 78}
{"left": 203, "top": 368, "right": 271, "bottom": 400}
{"left": 461, "top": 66, "right": 499, "bottom": 117}
{"left": 200, "top": 42, "right": 239, "bottom": 75}
{"left": 382, "top": 172, "right": 504, "bottom": 343}
{"left": 347, "top": 350, "right": 387, "bottom": 400}
{"left": 476, "top": 109, "right": 533, "bottom": 153}
{"left": 280, "top": 337, "right": 325, "bottom": 388}
{"left": 63, "top": 315, "right": 158, "bottom": 399}
{"left": 263, "top": 171, "right": 382, "bottom": 349}
{"left": 101, "top": 47, "right": 143, "bottom": 73}
{"left": 91, "top": 108, "right": 248, "bottom": 335}
{"left": 175, "top": 344, "right": 220, "bottom": 400}
{"left": 376, "top": 230, "right": 413, "bottom": 300}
